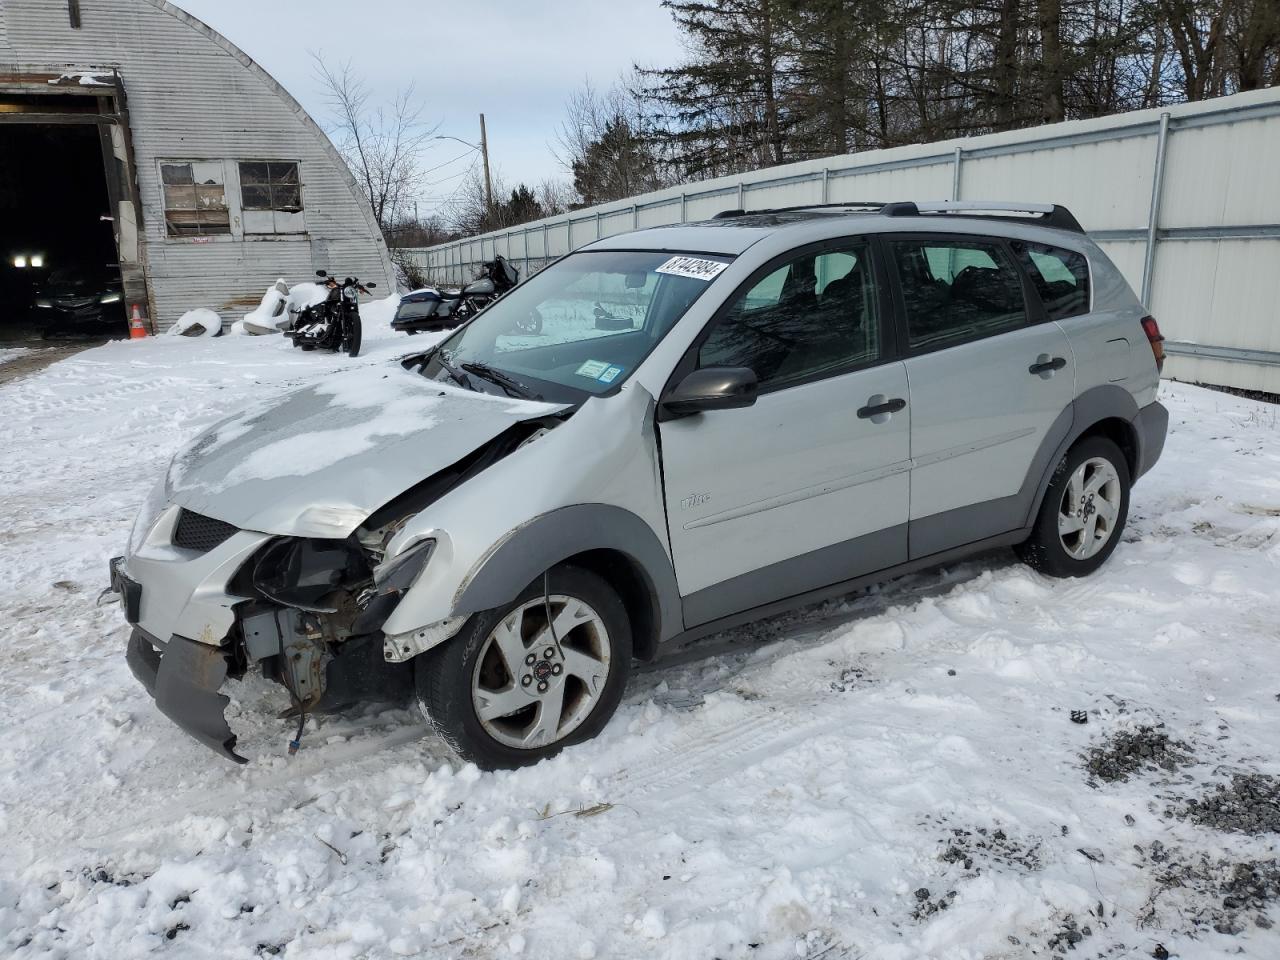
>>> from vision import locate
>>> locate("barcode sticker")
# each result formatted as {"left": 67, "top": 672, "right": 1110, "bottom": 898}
{"left": 655, "top": 256, "right": 729, "bottom": 282}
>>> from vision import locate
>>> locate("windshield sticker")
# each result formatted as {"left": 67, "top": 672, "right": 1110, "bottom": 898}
{"left": 597, "top": 365, "right": 624, "bottom": 384}
{"left": 575, "top": 359, "right": 610, "bottom": 379}
{"left": 655, "top": 256, "right": 729, "bottom": 282}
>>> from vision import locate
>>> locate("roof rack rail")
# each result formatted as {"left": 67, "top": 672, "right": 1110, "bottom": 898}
{"left": 879, "top": 200, "right": 1084, "bottom": 234}
{"left": 712, "top": 201, "right": 886, "bottom": 219}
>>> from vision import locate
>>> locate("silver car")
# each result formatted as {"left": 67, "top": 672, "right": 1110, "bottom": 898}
{"left": 112, "top": 201, "right": 1169, "bottom": 769}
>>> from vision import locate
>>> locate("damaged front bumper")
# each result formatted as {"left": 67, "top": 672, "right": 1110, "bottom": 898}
{"left": 127, "top": 628, "right": 246, "bottom": 763}
{"left": 111, "top": 555, "right": 247, "bottom": 762}
{"left": 111, "top": 538, "right": 419, "bottom": 764}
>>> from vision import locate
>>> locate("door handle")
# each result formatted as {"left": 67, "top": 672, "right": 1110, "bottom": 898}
{"left": 857, "top": 396, "right": 906, "bottom": 420}
{"left": 1029, "top": 355, "right": 1067, "bottom": 375}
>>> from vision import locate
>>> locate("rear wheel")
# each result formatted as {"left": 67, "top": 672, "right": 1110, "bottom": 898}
{"left": 1016, "top": 435, "right": 1130, "bottom": 577}
{"left": 415, "top": 566, "right": 631, "bottom": 769}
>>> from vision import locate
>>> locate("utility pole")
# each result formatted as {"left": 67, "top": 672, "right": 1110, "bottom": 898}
{"left": 479, "top": 113, "right": 494, "bottom": 223}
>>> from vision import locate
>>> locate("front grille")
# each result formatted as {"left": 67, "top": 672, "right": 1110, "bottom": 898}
{"left": 172, "top": 509, "right": 238, "bottom": 553}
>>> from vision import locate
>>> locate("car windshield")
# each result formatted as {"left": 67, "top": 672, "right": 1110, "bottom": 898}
{"left": 419, "top": 249, "right": 731, "bottom": 401}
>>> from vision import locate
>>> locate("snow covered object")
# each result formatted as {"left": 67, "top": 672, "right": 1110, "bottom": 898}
{"left": 167, "top": 308, "right": 223, "bottom": 338}
{"left": 235, "top": 279, "right": 328, "bottom": 335}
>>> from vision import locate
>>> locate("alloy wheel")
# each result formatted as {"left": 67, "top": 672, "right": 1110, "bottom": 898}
{"left": 470, "top": 595, "right": 611, "bottom": 750}
{"left": 1057, "top": 456, "right": 1122, "bottom": 560}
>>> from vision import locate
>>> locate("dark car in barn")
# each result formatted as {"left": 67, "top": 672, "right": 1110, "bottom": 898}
{"left": 33, "top": 267, "right": 127, "bottom": 338}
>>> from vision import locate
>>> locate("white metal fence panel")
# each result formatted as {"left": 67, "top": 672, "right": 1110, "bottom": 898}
{"left": 408, "top": 87, "right": 1280, "bottom": 393}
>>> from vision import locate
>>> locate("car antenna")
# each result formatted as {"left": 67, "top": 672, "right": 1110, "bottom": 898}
{"left": 543, "top": 570, "right": 566, "bottom": 663}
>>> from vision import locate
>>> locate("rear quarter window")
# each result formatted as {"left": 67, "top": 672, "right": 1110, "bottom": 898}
{"left": 1013, "top": 241, "right": 1091, "bottom": 321}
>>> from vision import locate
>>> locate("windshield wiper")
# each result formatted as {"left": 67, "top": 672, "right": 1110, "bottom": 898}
{"left": 460, "top": 361, "right": 542, "bottom": 400}
{"left": 434, "top": 349, "right": 474, "bottom": 390}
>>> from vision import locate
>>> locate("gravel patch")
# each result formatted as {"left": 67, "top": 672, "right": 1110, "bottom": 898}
{"left": 1135, "top": 842, "right": 1280, "bottom": 936}
{"left": 1175, "top": 773, "right": 1280, "bottom": 834}
{"left": 1084, "top": 725, "right": 1192, "bottom": 784}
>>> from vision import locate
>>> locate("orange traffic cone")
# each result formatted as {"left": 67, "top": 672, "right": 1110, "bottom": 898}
{"left": 129, "top": 305, "right": 148, "bottom": 339}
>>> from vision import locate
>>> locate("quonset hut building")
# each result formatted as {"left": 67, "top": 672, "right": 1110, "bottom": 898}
{"left": 0, "top": 0, "right": 393, "bottom": 333}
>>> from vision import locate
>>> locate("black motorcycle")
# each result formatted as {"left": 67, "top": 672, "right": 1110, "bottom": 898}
{"left": 285, "top": 271, "right": 374, "bottom": 357}
{"left": 391, "top": 255, "right": 532, "bottom": 335}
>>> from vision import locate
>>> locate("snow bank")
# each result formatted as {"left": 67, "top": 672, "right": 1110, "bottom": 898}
{"left": 1, "top": 343, "right": 1278, "bottom": 958}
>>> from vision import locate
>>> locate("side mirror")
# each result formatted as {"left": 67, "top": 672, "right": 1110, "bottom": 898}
{"left": 315, "top": 270, "right": 327, "bottom": 278}
{"left": 365, "top": 281, "right": 376, "bottom": 289}
{"left": 659, "top": 367, "right": 758, "bottom": 419}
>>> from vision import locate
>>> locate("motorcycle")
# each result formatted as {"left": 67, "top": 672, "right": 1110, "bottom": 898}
{"left": 285, "top": 271, "right": 374, "bottom": 357}
{"left": 391, "top": 255, "right": 536, "bottom": 335}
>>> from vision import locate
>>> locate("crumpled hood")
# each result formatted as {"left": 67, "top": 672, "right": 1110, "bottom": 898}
{"left": 166, "top": 362, "right": 567, "bottom": 537}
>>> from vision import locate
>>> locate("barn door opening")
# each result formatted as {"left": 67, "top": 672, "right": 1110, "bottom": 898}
{"left": 0, "top": 93, "right": 126, "bottom": 344}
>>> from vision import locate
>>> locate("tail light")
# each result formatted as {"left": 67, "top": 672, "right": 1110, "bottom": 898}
{"left": 1140, "top": 315, "right": 1165, "bottom": 372}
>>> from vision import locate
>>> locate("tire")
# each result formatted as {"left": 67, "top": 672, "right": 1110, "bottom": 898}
{"left": 344, "top": 315, "right": 362, "bottom": 357}
{"left": 1016, "top": 435, "right": 1131, "bottom": 578}
{"left": 414, "top": 566, "right": 632, "bottom": 770}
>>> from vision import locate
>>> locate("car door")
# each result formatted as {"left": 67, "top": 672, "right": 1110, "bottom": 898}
{"left": 657, "top": 239, "right": 911, "bottom": 628}
{"left": 884, "top": 234, "right": 1076, "bottom": 558}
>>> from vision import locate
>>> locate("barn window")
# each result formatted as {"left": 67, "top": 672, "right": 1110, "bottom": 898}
{"left": 239, "top": 161, "right": 305, "bottom": 234}
{"left": 161, "top": 161, "right": 230, "bottom": 237}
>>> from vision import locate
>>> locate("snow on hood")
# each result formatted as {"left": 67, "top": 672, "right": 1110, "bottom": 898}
{"left": 167, "top": 363, "right": 567, "bottom": 537}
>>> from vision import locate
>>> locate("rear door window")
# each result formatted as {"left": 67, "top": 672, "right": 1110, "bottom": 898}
{"left": 1012, "top": 241, "right": 1091, "bottom": 320}
{"left": 888, "top": 238, "right": 1028, "bottom": 350}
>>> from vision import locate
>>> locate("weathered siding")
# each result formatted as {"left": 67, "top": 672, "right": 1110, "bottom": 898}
{"left": 0, "top": 0, "right": 393, "bottom": 328}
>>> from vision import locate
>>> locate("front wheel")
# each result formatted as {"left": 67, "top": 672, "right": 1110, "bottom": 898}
{"left": 1016, "top": 435, "right": 1131, "bottom": 578}
{"left": 343, "top": 314, "right": 362, "bottom": 357}
{"left": 415, "top": 566, "right": 631, "bottom": 769}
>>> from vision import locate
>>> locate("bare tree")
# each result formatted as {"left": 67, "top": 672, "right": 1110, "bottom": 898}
{"left": 536, "top": 177, "right": 574, "bottom": 216}
{"left": 311, "top": 54, "right": 438, "bottom": 232}
{"left": 555, "top": 77, "right": 669, "bottom": 204}
{"left": 445, "top": 166, "right": 509, "bottom": 235}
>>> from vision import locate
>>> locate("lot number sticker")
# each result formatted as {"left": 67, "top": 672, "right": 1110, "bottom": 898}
{"left": 655, "top": 256, "right": 729, "bottom": 282}
{"left": 576, "top": 359, "right": 610, "bottom": 379}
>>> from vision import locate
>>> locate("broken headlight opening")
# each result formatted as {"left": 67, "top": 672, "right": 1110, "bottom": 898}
{"left": 232, "top": 534, "right": 416, "bottom": 757}
{"left": 251, "top": 536, "right": 371, "bottom": 614}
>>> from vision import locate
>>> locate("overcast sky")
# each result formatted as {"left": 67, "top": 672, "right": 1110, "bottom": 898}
{"left": 173, "top": 0, "right": 685, "bottom": 216}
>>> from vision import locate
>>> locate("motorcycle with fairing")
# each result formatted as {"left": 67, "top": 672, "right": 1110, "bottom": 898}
{"left": 392, "top": 255, "right": 534, "bottom": 335}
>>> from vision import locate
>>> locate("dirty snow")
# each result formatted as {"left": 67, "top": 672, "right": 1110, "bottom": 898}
{"left": 1, "top": 316, "right": 1278, "bottom": 960}
{"left": 0, "top": 346, "right": 30, "bottom": 366}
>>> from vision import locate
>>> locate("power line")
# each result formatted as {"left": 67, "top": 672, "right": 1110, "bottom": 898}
{"left": 421, "top": 148, "right": 477, "bottom": 177}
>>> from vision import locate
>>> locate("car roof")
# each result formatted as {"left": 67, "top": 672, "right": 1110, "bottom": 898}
{"left": 582, "top": 201, "right": 1086, "bottom": 257}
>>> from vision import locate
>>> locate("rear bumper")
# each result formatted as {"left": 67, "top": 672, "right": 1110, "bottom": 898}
{"left": 127, "top": 629, "right": 247, "bottom": 764}
{"left": 1133, "top": 400, "right": 1169, "bottom": 480}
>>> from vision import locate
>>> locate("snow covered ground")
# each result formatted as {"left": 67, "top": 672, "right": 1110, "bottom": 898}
{"left": 1, "top": 313, "right": 1278, "bottom": 959}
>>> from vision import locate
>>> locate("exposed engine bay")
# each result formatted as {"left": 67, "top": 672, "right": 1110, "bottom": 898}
{"left": 121, "top": 413, "right": 563, "bottom": 763}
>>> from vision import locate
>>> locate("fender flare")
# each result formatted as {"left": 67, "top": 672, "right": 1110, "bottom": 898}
{"left": 1022, "top": 384, "right": 1141, "bottom": 528}
{"left": 450, "top": 503, "right": 684, "bottom": 649}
